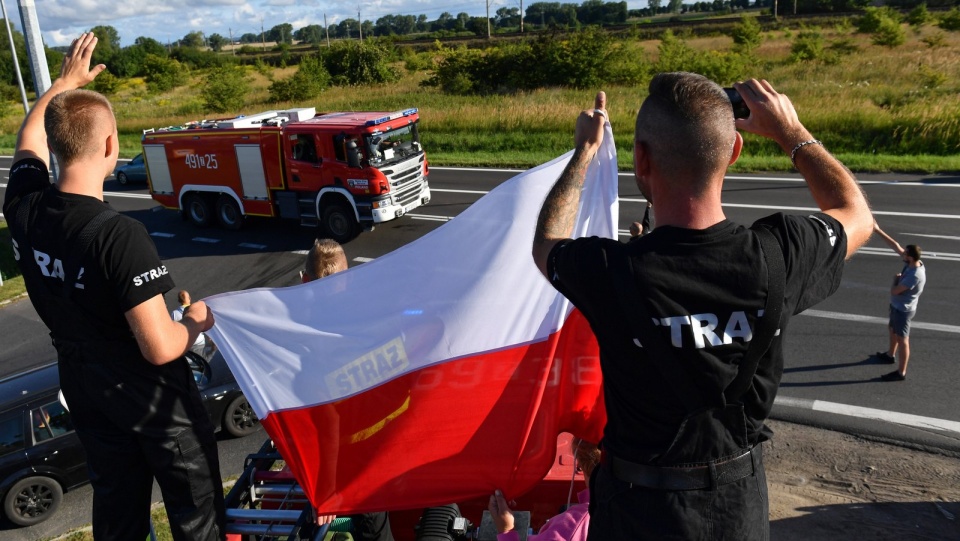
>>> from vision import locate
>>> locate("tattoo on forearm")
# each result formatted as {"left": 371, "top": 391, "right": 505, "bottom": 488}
{"left": 535, "top": 146, "right": 592, "bottom": 245}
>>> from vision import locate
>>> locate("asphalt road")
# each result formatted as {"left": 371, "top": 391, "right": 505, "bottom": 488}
{"left": 1, "top": 157, "right": 959, "bottom": 537}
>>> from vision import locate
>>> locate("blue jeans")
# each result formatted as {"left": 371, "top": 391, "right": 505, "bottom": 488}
{"left": 587, "top": 452, "right": 769, "bottom": 540}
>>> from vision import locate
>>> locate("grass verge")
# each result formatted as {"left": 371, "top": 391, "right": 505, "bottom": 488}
{"left": 0, "top": 220, "right": 27, "bottom": 305}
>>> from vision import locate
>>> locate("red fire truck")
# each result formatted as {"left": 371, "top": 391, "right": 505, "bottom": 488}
{"left": 143, "top": 107, "right": 431, "bottom": 242}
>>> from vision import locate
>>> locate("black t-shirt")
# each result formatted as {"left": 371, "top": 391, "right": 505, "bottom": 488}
{"left": 2, "top": 158, "right": 174, "bottom": 343}
{"left": 548, "top": 212, "right": 847, "bottom": 464}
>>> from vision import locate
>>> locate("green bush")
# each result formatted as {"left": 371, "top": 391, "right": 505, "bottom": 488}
{"left": 404, "top": 52, "right": 434, "bottom": 73}
{"left": 654, "top": 30, "right": 696, "bottom": 73}
{"left": 938, "top": 8, "right": 960, "bottom": 31}
{"left": 731, "top": 15, "right": 762, "bottom": 53}
{"left": 321, "top": 41, "right": 398, "bottom": 86}
{"left": 268, "top": 56, "right": 330, "bottom": 102}
{"left": 142, "top": 54, "right": 187, "bottom": 93}
{"left": 872, "top": 17, "right": 906, "bottom": 47}
{"left": 857, "top": 7, "right": 902, "bottom": 34}
{"left": 201, "top": 66, "right": 250, "bottom": 113}
{"left": 790, "top": 27, "right": 825, "bottom": 63}
{"left": 425, "top": 27, "right": 644, "bottom": 94}
{"left": 906, "top": 3, "right": 932, "bottom": 27}
{"left": 90, "top": 69, "right": 121, "bottom": 95}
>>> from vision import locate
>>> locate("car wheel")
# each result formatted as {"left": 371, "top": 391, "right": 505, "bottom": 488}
{"left": 184, "top": 193, "right": 213, "bottom": 227}
{"left": 215, "top": 195, "right": 243, "bottom": 230}
{"left": 223, "top": 394, "right": 260, "bottom": 438}
{"left": 117, "top": 171, "right": 128, "bottom": 185}
{"left": 3, "top": 476, "right": 63, "bottom": 527}
{"left": 322, "top": 203, "right": 360, "bottom": 244}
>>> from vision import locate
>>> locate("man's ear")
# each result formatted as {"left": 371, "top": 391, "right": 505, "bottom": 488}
{"left": 729, "top": 131, "right": 743, "bottom": 166}
{"left": 633, "top": 140, "right": 649, "bottom": 177}
{"left": 104, "top": 130, "right": 116, "bottom": 159}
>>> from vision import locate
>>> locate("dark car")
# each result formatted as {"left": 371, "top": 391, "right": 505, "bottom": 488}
{"left": 190, "top": 348, "right": 261, "bottom": 438}
{"left": 113, "top": 153, "right": 147, "bottom": 185}
{"left": 0, "top": 363, "right": 86, "bottom": 527}
{"left": 0, "top": 352, "right": 259, "bottom": 526}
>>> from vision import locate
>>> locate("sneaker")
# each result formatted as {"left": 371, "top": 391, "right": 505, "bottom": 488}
{"left": 881, "top": 370, "right": 906, "bottom": 382}
{"left": 876, "top": 352, "right": 896, "bottom": 364}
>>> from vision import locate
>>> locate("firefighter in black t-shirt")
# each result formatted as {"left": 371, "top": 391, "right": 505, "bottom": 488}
{"left": 531, "top": 76, "right": 874, "bottom": 539}
{"left": 2, "top": 34, "right": 225, "bottom": 540}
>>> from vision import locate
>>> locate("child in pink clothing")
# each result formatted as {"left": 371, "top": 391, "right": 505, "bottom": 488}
{"left": 489, "top": 438, "right": 599, "bottom": 541}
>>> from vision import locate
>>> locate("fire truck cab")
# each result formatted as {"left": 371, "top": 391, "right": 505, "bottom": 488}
{"left": 143, "top": 107, "right": 430, "bottom": 243}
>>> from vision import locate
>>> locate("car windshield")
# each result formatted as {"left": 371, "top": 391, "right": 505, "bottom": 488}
{"left": 364, "top": 123, "right": 421, "bottom": 166}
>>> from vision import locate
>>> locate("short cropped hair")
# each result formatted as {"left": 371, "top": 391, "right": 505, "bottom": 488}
{"left": 905, "top": 244, "right": 921, "bottom": 261}
{"left": 303, "top": 238, "right": 347, "bottom": 281}
{"left": 178, "top": 290, "right": 191, "bottom": 305}
{"left": 635, "top": 72, "right": 736, "bottom": 193}
{"left": 44, "top": 89, "right": 114, "bottom": 167}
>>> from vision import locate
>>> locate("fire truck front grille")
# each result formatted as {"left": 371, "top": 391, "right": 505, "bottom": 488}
{"left": 383, "top": 154, "right": 427, "bottom": 207}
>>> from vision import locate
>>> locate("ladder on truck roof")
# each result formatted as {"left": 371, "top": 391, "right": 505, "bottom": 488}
{"left": 225, "top": 438, "right": 332, "bottom": 540}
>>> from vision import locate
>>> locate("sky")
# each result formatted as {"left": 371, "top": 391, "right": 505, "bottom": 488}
{"left": 22, "top": 0, "right": 650, "bottom": 48}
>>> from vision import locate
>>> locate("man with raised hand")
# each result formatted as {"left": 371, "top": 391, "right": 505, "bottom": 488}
{"left": 532, "top": 74, "right": 872, "bottom": 539}
{"left": 2, "top": 33, "right": 224, "bottom": 540}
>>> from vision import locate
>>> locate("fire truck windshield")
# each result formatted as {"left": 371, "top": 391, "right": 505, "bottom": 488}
{"left": 365, "top": 123, "right": 420, "bottom": 166}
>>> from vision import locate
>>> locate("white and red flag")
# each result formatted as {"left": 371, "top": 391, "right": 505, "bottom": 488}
{"left": 205, "top": 124, "right": 619, "bottom": 514}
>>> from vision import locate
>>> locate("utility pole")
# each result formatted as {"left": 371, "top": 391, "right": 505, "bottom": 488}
{"left": 358, "top": 8, "right": 363, "bottom": 42}
{"left": 520, "top": 0, "right": 524, "bottom": 33}
{"left": 261, "top": 16, "right": 266, "bottom": 51}
{"left": 1, "top": 0, "right": 28, "bottom": 113}
{"left": 16, "top": 0, "right": 50, "bottom": 94}
{"left": 16, "top": 0, "right": 53, "bottom": 177}
{"left": 324, "top": 13, "right": 330, "bottom": 47}
{"left": 486, "top": 0, "right": 491, "bottom": 39}
{"left": 229, "top": 28, "right": 234, "bottom": 54}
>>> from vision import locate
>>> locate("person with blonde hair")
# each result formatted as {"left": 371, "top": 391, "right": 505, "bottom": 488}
{"left": 302, "top": 238, "right": 349, "bottom": 282}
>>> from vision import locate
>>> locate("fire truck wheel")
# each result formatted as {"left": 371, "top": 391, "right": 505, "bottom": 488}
{"left": 322, "top": 203, "right": 360, "bottom": 243}
{"left": 216, "top": 195, "right": 243, "bottom": 230}
{"left": 185, "top": 193, "right": 213, "bottom": 227}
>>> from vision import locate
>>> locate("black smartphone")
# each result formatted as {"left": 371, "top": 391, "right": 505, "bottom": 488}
{"left": 723, "top": 87, "right": 750, "bottom": 119}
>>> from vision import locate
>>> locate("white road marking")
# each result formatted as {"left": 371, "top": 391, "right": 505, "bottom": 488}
{"left": 353, "top": 257, "right": 374, "bottom": 263}
{"left": 801, "top": 309, "right": 960, "bottom": 334}
{"left": 103, "top": 191, "right": 153, "bottom": 199}
{"left": 291, "top": 249, "right": 309, "bottom": 256}
{"left": 856, "top": 246, "right": 960, "bottom": 261}
{"left": 238, "top": 243, "right": 267, "bottom": 250}
{"left": 408, "top": 213, "right": 451, "bottom": 222}
{"left": 430, "top": 188, "right": 491, "bottom": 195}
{"left": 150, "top": 232, "right": 175, "bottom": 238}
{"left": 775, "top": 395, "right": 960, "bottom": 434}
{"left": 192, "top": 237, "right": 220, "bottom": 243}
{"left": 904, "top": 233, "right": 960, "bottom": 241}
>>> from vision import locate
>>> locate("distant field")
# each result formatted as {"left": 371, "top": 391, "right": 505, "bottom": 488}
{"left": 1, "top": 18, "right": 958, "bottom": 173}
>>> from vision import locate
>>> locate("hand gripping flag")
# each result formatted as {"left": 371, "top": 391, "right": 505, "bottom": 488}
{"left": 205, "top": 122, "right": 619, "bottom": 515}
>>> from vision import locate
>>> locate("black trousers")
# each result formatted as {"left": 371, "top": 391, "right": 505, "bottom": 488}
{"left": 587, "top": 456, "right": 769, "bottom": 540}
{"left": 58, "top": 349, "right": 226, "bottom": 541}
{"left": 348, "top": 512, "right": 394, "bottom": 541}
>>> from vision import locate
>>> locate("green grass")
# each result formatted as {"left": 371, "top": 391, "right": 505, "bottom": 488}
{"left": 0, "top": 25, "right": 958, "bottom": 172}
{"left": 0, "top": 221, "right": 27, "bottom": 304}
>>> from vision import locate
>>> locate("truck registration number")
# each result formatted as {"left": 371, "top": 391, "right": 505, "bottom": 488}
{"left": 185, "top": 153, "right": 219, "bottom": 170}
